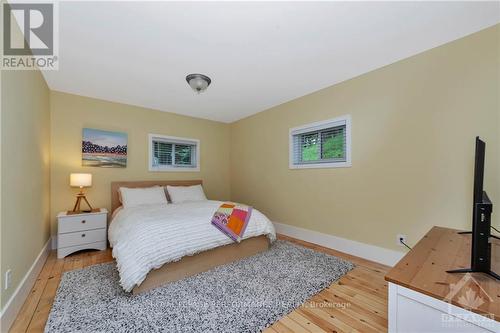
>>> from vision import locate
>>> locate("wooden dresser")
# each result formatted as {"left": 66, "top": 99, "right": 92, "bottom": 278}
{"left": 385, "top": 226, "right": 499, "bottom": 332}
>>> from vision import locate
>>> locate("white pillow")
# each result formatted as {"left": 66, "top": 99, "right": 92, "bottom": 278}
{"left": 119, "top": 186, "right": 168, "bottom": 208}
{"left": 167, "top": 185, "right": 207, "bottom": 204}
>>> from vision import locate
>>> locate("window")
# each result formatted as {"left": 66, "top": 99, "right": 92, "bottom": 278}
{"left": 289, "top": 115, "right": 351, "bottom": 169}
{"left": 149, "top": 134, "right": 200, "bottom": 171}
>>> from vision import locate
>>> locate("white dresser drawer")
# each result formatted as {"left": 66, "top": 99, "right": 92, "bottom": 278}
{"left": 389, "top": 283, "right": 499, "bottom": 332}
{"left": 57, "top": 241, "right": 106, "bottom": 259}
{"left": 59, "top": 213, "right": 106, "bottom": 233}
{"left": 58, "top": 228, "right": 106, "bottom": 248}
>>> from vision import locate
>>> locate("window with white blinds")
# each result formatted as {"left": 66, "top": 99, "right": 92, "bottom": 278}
{"left": 289, "top": 115, "right": 351, "bottom": 169}
{"left": 149, "top": 134, "right": 200, "bottom": 171}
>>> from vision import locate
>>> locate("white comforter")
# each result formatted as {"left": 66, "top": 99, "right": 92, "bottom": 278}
{"left": 108, "top": 200, "right": 276, "bottom": 292}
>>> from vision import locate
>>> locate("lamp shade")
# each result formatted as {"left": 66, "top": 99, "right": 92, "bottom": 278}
{"left": 70, "top": 173, "right": 92, "bottom": 187}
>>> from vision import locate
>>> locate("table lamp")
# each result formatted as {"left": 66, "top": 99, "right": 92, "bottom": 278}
{"left": 69, "top": 173, "right": 93, "bottom": 213}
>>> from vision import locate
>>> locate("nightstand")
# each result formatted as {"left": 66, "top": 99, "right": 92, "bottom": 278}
{"left": 57, "top": 209, "right": 108, "bottom": 259}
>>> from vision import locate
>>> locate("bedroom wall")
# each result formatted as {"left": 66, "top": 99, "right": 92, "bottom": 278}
{"left": 0, "top": 67, "right": 51, "bottom": 308}
{"left": 230, "top": 25, "right": 499, "bottom": 252}
{"left": 50, "top": 91, "right": 231, "bottom": 238}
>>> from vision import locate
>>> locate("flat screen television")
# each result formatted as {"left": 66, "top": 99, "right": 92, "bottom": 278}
{"left": 447, "top": 137, "right": 498, "bottom": 280}
{"left": 473, "top": 137, "right": 486, "bottom": 221}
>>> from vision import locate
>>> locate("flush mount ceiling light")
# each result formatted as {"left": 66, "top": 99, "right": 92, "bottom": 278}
{"left": 186, "top": 73, "right": 211, "bottom": 94}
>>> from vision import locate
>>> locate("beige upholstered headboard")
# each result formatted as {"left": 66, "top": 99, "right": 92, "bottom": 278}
{"left": 110, "top": 180, "right": 203, "bottom": 212}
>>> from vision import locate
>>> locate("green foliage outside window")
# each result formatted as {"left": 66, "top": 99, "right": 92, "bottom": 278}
{"left": 301, "top": 129, "right": 344, "bottom": 162}
{"left": 175, "top": 145, "right": 193, "bottom": 165}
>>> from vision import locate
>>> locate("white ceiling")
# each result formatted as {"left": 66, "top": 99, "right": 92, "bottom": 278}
{"left": 41, "top": 1, "right": 500, "bottom": 123}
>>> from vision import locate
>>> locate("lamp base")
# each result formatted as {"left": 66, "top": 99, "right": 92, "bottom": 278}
{"left": 69, "top": 192, "right": 94, "bottom": 214}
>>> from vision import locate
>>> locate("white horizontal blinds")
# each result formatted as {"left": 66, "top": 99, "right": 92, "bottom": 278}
{"left": 152, "top": 139, "right": 196, "bottom": 168}
{"left": 153, "top": 141, "right": 172, "bottom": 166}
{"left": 292, "top": 121, "right": 347, "bottom": 165}
{"left": 295, "top": 132, "right": 319, "bottom": 164}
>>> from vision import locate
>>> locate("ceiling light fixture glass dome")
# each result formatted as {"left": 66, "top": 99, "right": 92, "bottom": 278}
{"left": 186, "top": 73, "right": 211, "bottom": 93}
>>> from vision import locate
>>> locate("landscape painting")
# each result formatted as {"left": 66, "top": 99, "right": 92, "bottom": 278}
{"left": 82, "top": 128, "right": 127, "bottom": 167}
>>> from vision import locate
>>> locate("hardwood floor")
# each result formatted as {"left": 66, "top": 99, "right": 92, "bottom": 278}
{"left": 9, "top": 235, "right": 390, "bottom": 333}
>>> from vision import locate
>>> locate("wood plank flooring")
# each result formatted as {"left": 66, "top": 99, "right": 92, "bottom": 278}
{"left": 9, "top": 235, "right": 389, "bottom": 333}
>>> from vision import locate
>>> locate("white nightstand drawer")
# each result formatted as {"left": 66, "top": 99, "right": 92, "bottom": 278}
{"left": 59, "top": 213, "right": 106, "bottom": 233}
{"left": 57, "top": 241, "right": 106, "bottom": 259}
{"left": 58, "top": 228, "right": 106, "bottom": 248}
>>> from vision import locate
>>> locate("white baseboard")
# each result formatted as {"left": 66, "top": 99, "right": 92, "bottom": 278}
{"left": 273, "top": 222, "right": 404, "bottom": 267}
{"left": 0, "top": 239, "right": 51, "bottom": 332}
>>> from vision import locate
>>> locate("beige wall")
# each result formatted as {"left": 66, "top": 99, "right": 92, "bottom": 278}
{"left": 230, "top": 25, "right": 499, "bottom": 252}
{"left": 50, "top": 91, "right": 231, "bottom": 236}
{"left": 1, "top": 69, "right": 51, "bottom": 309}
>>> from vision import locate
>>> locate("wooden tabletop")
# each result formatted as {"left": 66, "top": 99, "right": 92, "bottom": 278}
{"left": 385, "top": 226, "right": 499, "bottom": 321}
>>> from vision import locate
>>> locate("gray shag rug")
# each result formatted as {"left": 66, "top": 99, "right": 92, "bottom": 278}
{"left": 45, "top": 240, "right": 354, "bottom": 333}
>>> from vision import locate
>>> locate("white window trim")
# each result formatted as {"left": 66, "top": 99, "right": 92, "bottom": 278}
{"left": 289, "top": 115, "right": 352, "bottom": 169}
{"left": 148, "top": 134, "right": 200, "bottom": 172}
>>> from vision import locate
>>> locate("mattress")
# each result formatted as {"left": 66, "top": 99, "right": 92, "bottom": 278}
{"left": 108, "top": 200, "right": 276, "bottom": 291}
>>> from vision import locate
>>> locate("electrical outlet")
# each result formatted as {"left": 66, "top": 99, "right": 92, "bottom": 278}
{"left": 396, "top": 234, "right": 407, "bottom": 246}
{"left": 4, "top": 269, "right": 12, "bottom": 290}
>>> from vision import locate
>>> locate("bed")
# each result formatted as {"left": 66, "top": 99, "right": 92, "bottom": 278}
{"left": 108, "top": 180, "right": 276, "bottom": 294}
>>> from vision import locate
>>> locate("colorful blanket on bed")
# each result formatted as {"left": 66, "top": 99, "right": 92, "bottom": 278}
{"left": 211, "top": 203, "right": 252, "bottom": 242}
